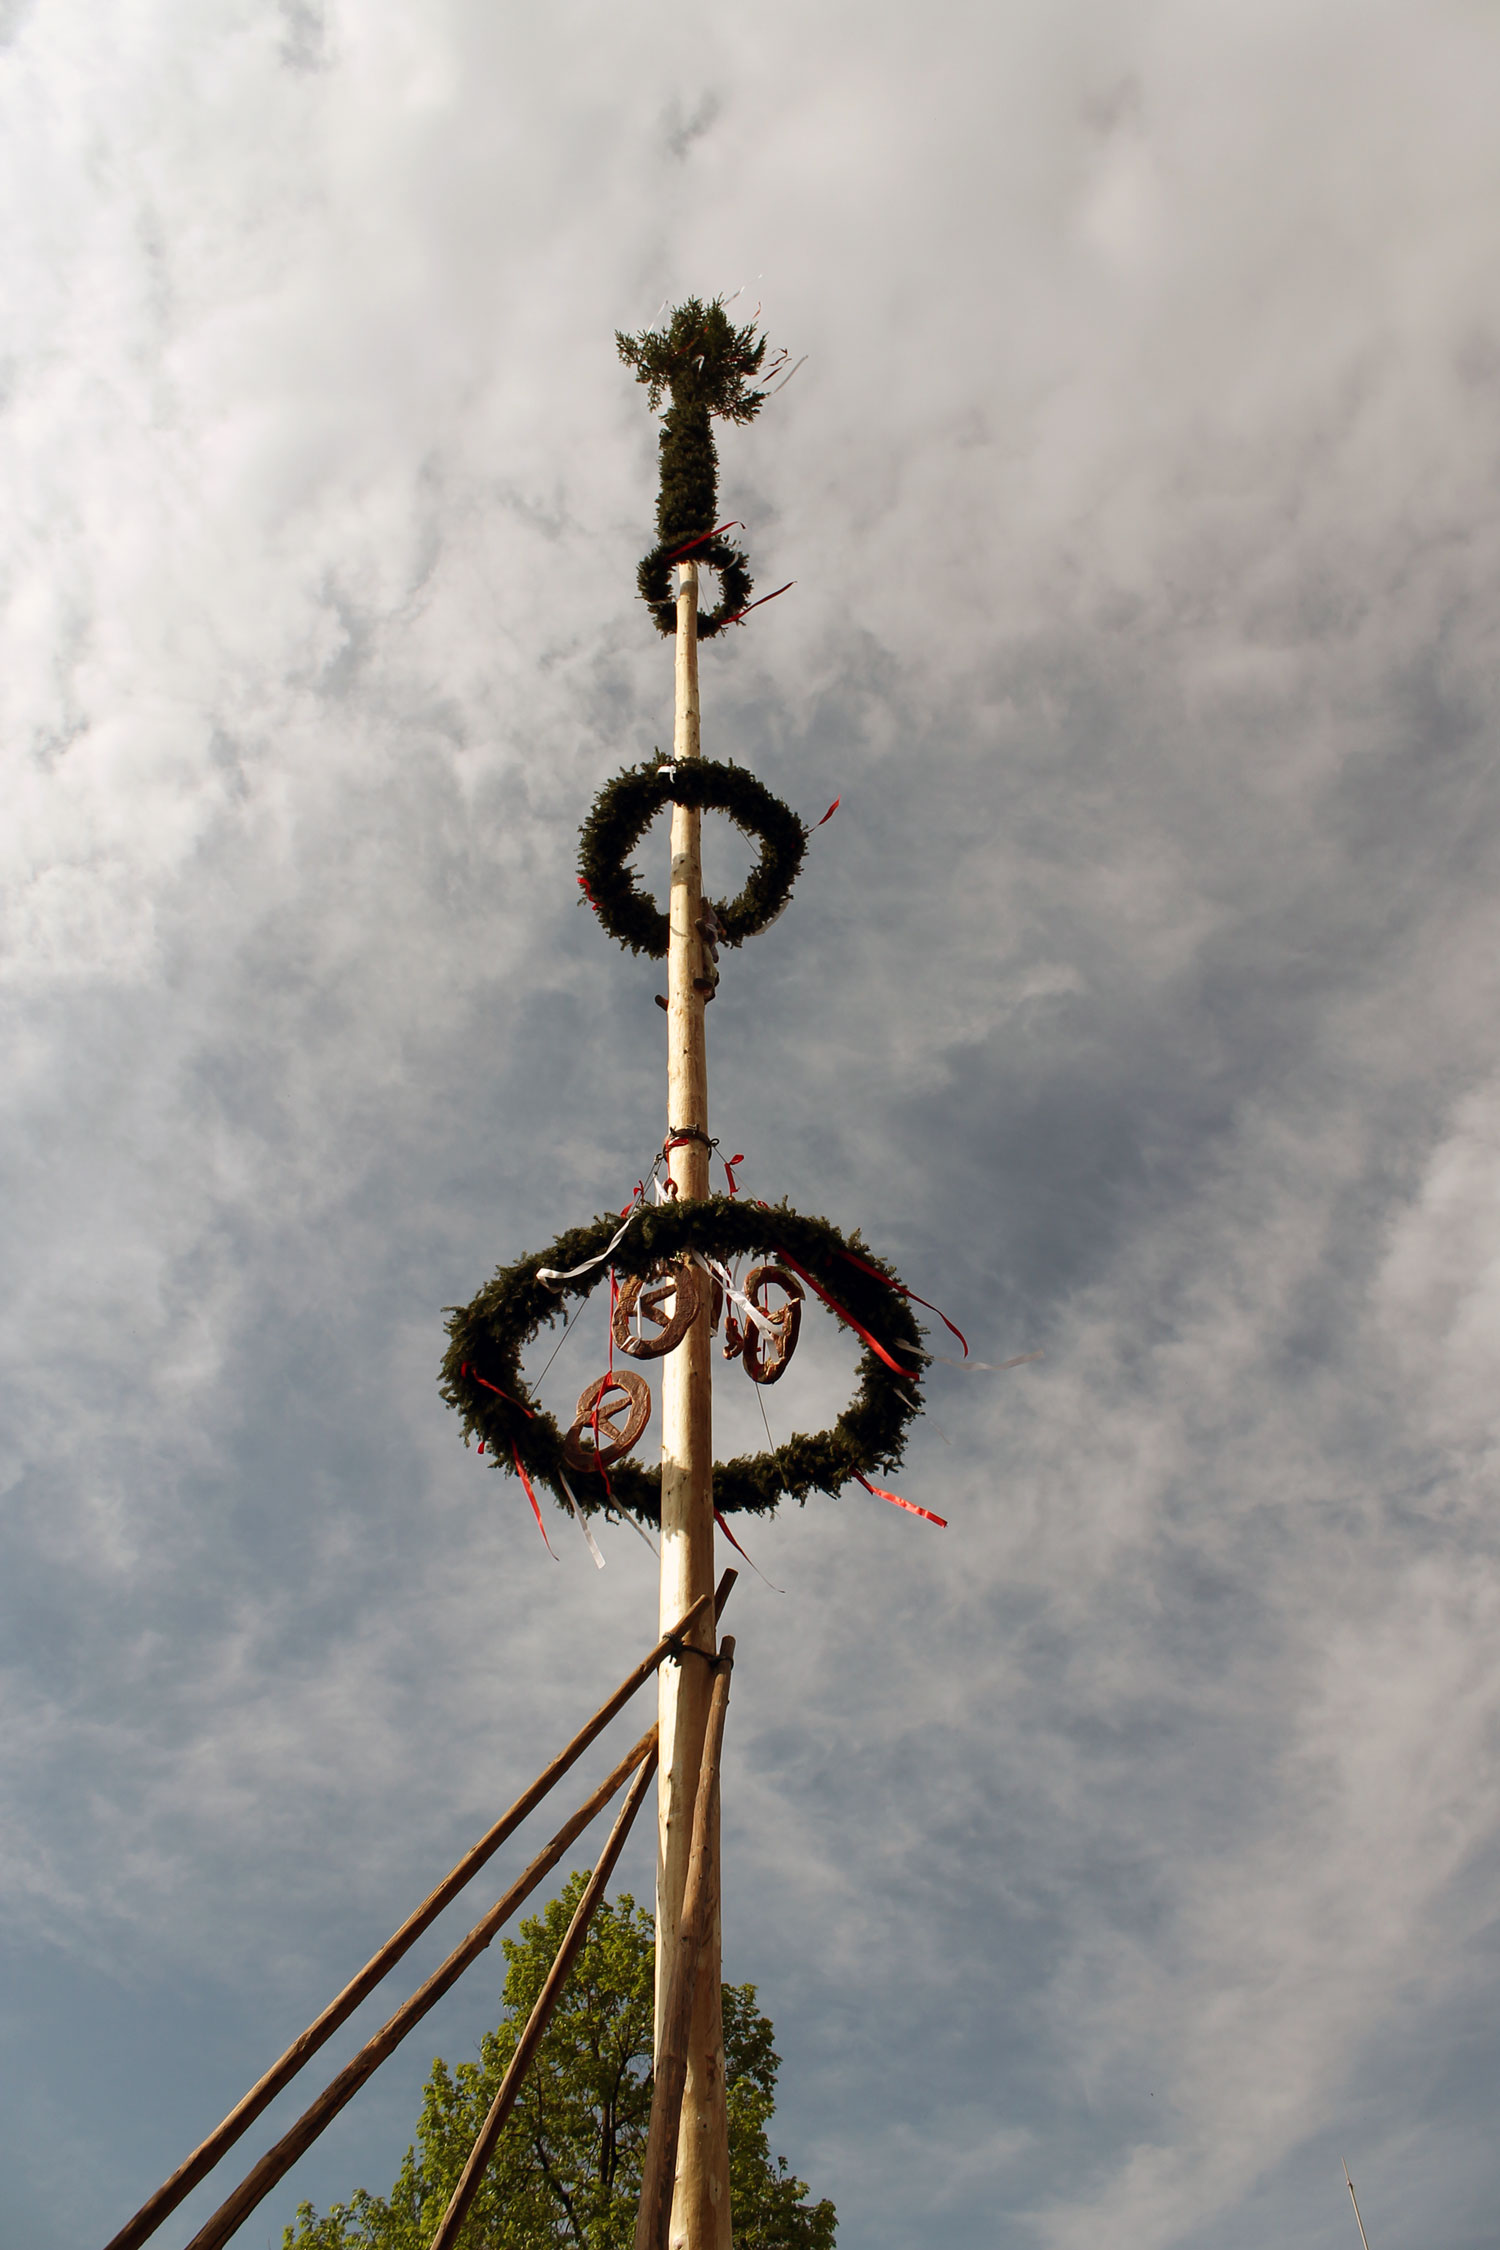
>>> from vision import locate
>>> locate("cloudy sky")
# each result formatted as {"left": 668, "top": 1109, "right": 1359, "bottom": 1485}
{"left": 7, "top": 2, "right": 1500, "bottom": 2245}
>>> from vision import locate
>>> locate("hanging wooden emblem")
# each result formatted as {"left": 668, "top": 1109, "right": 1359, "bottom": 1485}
{"left": 612, "top": 1260, "right": 701, "bottom": 1360}
{"left": 563, "top": 1370, "right": 652, "bottom": 1471}
{"left": 741, "top": 1264, "right": 804, "bottom": 1386}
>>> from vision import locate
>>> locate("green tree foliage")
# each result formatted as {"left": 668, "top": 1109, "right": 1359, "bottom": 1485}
{"left": 283, "top": 1876, "right": 835, "bottom": 2250}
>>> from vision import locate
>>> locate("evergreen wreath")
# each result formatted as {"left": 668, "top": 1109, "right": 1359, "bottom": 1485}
{"left": 578, "top": 757, "right": 807, "bottom": 958}
{"left": 440, "top": 1197, "right": 927, "bottom": 1525}
{"left": 617, "top": 298, "right": 768, "bottom": 640}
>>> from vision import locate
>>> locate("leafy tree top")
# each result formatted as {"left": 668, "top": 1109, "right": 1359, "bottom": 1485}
{"left": 615, "top": 298, "right": 769, "bottom": 424}
{"left": 284, "top": 1874, "right": 835, "bottom": 2250}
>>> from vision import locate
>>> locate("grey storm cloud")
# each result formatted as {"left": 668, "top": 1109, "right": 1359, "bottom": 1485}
{"left": 5, "top": 3, "right": 1500, "bottom": 2247}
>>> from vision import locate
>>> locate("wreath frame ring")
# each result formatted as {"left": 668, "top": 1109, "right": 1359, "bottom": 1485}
{"left": 578, "top": 758, "right": 808, "bottom": 959}
{"left": 440, "top": 1196, "right": 927, "bottom": 1525}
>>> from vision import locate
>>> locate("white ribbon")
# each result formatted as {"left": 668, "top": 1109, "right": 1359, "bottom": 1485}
{"left": 536, "top": 1204, "right": 641, "bottom": 1287}
{"left": 616, "top": 1507, "right": 660, "bottom": 1560}
{"left": 688, "top": 1249, "right": 778, "bottom": 1339}
{"left": 931, "top": 1351, "right": 1042, "bottom": 1372}
{"left": 558, "top": 1470, "right": 607, "bottom": 1570}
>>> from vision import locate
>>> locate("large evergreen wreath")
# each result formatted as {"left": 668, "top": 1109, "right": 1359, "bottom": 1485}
{"left": 440, "top": 1198, "right": 926, "bottom": 1524}
{"left": 578, "top": 757, "right": 807, "bottom": 958}
{"left": 617, "top": 299, "right": 767, "bottom": 639}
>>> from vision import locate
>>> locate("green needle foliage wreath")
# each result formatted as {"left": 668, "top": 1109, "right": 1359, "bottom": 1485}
{"left": 578, "top": 756, "right": 807, "bottom": 957}
{"left": 440, "top": 1197, "right": 926, "bottom": 1524}
{"left": 617, "top": 297, "right": 768, "bottom": 638}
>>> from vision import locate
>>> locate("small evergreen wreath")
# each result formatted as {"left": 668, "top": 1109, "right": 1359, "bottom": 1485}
{"left": 636, "top": 534, "right": 753, "bottom": 641}
{"left": 440, "top": 1197, "right": 927, "bottom": 1525}
{"left": 578, "top": 758, "right": 807, "bottom": 958}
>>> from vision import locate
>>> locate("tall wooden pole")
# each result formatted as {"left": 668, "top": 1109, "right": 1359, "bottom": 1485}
{"left": 656, "top": 558, "right": 732, "bottom": 2250}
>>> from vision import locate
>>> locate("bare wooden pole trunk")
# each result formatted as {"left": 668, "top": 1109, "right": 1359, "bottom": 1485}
{"left": 635, "top": 1640, "right": 734, "bottom": 2250}
{"left": 657, "top": 559, "right": 732, "bottom": 2250}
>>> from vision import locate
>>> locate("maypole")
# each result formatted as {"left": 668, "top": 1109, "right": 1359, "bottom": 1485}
{"left": 441, "top": 293, "right": 949, "bottom": 2245}
{"left": 656, "top": 548, "right": 729, "bottom": 2250}
{"left": 101, "top": 298, "right": 958, "bottom": 2250}
{"left": 627, "top": 301, "right": 767, "bottom": 2250}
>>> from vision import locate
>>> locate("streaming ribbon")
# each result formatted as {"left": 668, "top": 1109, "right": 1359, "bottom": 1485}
{"left": 461, "top": 1363, "right": 536, "bottom": 1417}
{"left": 662, "top": 519, "right": 741, "bottom": 564}
{"left": 833, "top": 1246, "right": 970, "bottom": 1358}
{"left": 558, "top": 1468, "right": 607, "bottom": 1569}
{"left": 766, "top": 1244, "right": 921, "bottom": 1377}
{"left": 933, "top": 1351, "right": 1042, "bottom": 1373}
{"left": 715, "top": 1507, "right": 786, "bottom": 1593}
{"left": 511, "top": 1442, "right": 559, "bottom": 1558}
{"left": 536, "top": 1200, "right": 643, "bottom": 1286}
{"left": 723, "top": 581, "right": 794, "bottom": 626}
{"left": 855, "top": 1472, "right": 947, "bottom": 1529}
{"left": 686, "top": 1249, "right": 779, "bottom": 1340}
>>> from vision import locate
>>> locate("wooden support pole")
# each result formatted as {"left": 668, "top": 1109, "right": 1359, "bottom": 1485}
{"left": 426, "top": 1748, "right": 659, "bottom": 2250}
{"left": 102, "top": 1594, "right": 718, "bottom": 2250}
{"left": 1344, "top": 2162, "right": 1374, "bottom": 2250}
{"left": 657, "top": 558, "right": 733, "bottom": 2250}
{"left": 179, "top": 1729, "right": 658, "bottom": 2250}
{"left": 634, "top": 1639, "right": 735, "bottom": 2250}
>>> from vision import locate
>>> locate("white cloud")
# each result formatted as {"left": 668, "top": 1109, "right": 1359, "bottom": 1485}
{"left": 6, "top": 2, "right": 1500, "bottom": 2246}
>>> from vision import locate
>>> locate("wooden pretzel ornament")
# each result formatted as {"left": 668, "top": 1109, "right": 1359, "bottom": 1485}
{"left": 612, "top": 1260, "right": 700, "bottom": 1360}
{"left": 741, "top": 1264, "right": 804, "bottom": 1386}
{"left": 563, "top": 1370, "right": 651, "bottom": 1471}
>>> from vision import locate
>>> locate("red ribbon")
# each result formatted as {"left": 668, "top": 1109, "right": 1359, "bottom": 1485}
{"left": 815, "top": 798, "right": 840, "bottom": 826}
{"left": 833, "top": 1249, "right": 970, "bottom": 1358}
{"left": 723, "top": 1152, "right": 745, "bottom": 1196}
{"left": 662, "top": 520, "right": 740, "bottom": 563}
{"left": 577, "top": 876, "right": 601, "bottom": 915}
{"left": 511, "top": 1442, "right": 558, "bottom": 1557}
{"left": 715, "top": 1508, "right": 786, "bottom": 1592}
{"left": 722, "top": 581, "right": 795, "bottom": 626}
{"left": 855, "top": 1473, "right": 947, "bottom": 1529}
{"left": 461, "top": 1364, "right": 537, "bottom": 1417}
{"left": 769, "top": 1245, "right": 920, "bottom": 1378}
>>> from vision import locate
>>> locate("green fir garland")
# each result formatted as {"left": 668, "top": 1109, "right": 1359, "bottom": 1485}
{"left": 440, "top": 1198, "right": 926, "bottom": 1525}
{"left": 578, "top": 757, "right": 807, "bottom": 958}
{"left": 617, "top": 298, "right": 768, "bottom": 639}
